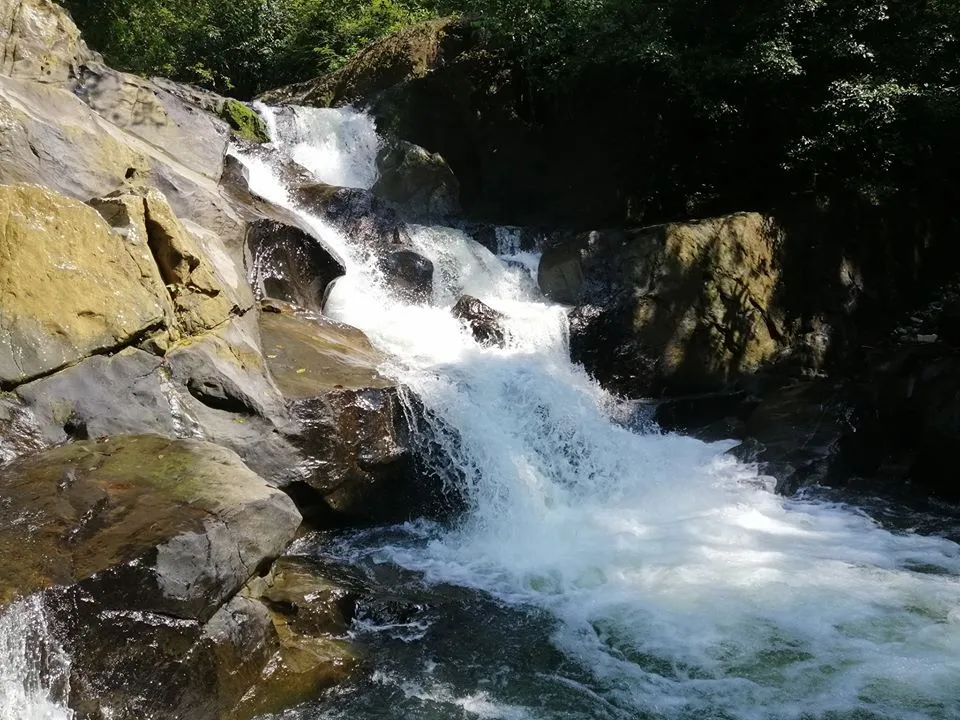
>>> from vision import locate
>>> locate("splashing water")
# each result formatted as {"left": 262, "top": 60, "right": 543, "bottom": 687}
{"left": 0, "top": 598, "right": 73, "bottom": 720}
{"left": 256, "top": 104, "right": 380, "bottom": 189}
{"left": 240, "top": 107, "right": 960, "bottom": 720}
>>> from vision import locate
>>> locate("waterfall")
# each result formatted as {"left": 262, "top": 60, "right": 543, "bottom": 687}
{"left": 237, "top": 105, "right": 960, "bottom": 720}
{"left": 0, "top": 597, "right": 73, "bottom": 720}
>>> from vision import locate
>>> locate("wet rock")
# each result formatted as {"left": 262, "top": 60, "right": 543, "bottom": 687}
{"left": 246, "top": 219, "right": 346, "bottom": 311}
{"left": 733, "top": 380, "right": 850, "bottom": 495}
{"left": 541, "top": 214, "right": 788, "bottom": 397}
{"left": 379, "top": 249, "right": 434, "bottom": 303}
{"left": 654, "top": 390, "right": 755, "bottom": 440}
{"left": 0, "top": 435, "right": 301, "bottom": 615}
{"left": 0, "top": 393, "right": 45, "bottom": 465}
{"left": 841, "top": 345, "right": 960, "bottom": 502}
{"left": 259, "top": 307, "right": 443, "bottom": 522}
{"left": 0, "top": 184, "right": 168, "bottom": 387}
{"left": 452, "top": 295, "right": 506, "bottom": 347}
{"left": 235, "top": 556, "right": 363, "bottom": 717}
{"left": 373, "top": 139, "right": 461, "bottom": 223}
{"left": 61, "top": 593, "right": 279, "bottom": 720}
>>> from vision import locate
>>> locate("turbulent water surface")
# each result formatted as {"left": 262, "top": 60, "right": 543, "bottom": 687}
{"left": 241, "top": 107, "right": 960, "bottom": 720}
{"left": 2, "top": 105, "right": 959, "bottom": 720}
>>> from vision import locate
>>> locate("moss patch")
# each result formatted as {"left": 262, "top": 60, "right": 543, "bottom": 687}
{"left": 220, "top": 99, "right": 270, "bottom": 143}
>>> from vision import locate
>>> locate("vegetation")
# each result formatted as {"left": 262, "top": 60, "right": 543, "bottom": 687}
{"left": 60, "top": 0, "right": 437, "bottom": 97}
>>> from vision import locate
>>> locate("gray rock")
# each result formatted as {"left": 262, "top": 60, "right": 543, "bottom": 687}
{"left": 0, "top": 435, "right": 301, "bottom": 617}
{"left": 373, "top": 139, "right": 461, "bottom": 223}
{"left": 452, "top": 294, "right": 506, "bottom": 347}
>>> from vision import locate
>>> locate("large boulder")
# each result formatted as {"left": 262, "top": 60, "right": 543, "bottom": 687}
{"left": 246, "top": 218, "right": 346, "bottom": 311}
{"left": 0, "top": 435, "right": 301, "bottom": 615}
{"left": 539, "top": 213, "right": 790, "bottom": 396}
{"left": 0, "top": 0, "right": 97, "bottom": 84}
{"left": 372, "top": 139, "right": 460, "bottom": 223}
{"left": 0, "top": 434, "right": 304, "bottom": 720}
{"left": 0, "top": 184, "right": 169, "bottom": 386}
{"left": 259, "top": 305, "right": 442, "bottom": 521}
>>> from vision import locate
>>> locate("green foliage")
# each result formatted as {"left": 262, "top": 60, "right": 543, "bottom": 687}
{"left": 455, "top": 0, "right": 960, "bottom": 212}
{"left": 59, "top": 0, "right": 437, "bottom": 97}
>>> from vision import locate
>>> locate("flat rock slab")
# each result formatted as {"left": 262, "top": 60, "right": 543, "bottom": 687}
{"left": 260, "top": 308, "right": 391, "bottom": 396}
{"left": 0, "top": 435, "right": 301, "bottom": 620}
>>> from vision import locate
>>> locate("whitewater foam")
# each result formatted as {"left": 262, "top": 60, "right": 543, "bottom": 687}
{"left": 239, "top": 106, "right": 960, "bottom": 720}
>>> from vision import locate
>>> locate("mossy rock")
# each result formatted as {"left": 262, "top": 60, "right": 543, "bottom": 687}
{"left": 220, "top": 99, "right": 270, "bottom": 143}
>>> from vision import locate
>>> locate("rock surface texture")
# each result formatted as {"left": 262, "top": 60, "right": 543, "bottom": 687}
{"left": 539, "top": 213, "right": 788, "bottom": 396}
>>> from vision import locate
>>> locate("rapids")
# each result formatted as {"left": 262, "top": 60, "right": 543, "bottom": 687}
{"left": 239, "top": 106, "right": 960, "bottom": 720}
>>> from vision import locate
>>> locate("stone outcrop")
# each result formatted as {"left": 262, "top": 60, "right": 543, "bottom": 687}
{"left": 0, "top": 435, "right": 301, "bottom": 614}
{"left": 0, "top": 184, "right": 169, "bottom": 386}
{"left": 539, "top": 213, "right": 789, "bottom": 396}
{"left": 246, "top": 218, "right": 346, "bottom": 312}
{"left": 373, "top": 139, "right": 460, "bottom": 223}
{"left": 0, "top": 0, "right": 98, "bottom": 83}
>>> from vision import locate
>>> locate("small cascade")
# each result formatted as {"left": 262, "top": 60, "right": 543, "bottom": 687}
{"left": 0, "top": 597, "right": 73, "bottom": 720}
{"left": 237, "top": 105, "right": 960, "bottom": 720}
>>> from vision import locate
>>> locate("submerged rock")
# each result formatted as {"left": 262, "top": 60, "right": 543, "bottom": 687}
{"left": 540, "top": 214, "right": 788, "bottom": 396}
{"left": 452, "top": 294, "right": 506, "bottom": 347}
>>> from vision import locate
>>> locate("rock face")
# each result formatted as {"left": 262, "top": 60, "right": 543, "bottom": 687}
{"left": 0, "top": 435, "right": 305, "bottom": 720}
{"left": 373, "top": 139, "right": 460, "bottom": 223}
{"left": 0, "top": 0, "right": 97, "bottom": 83}
{"left": 452, "top": 295, "right": 506, "bottom": 347}
{"left": 539, "top": 213, "right": 788, "bottom": 396}
{"left": 0, "top": 184, "right": 168, "bottom": 386}
{"left": 259, "top": 307, "right": 431, "bottom": 521}
{"left": 246, "top": 218, "right": 346, "bottom": 311}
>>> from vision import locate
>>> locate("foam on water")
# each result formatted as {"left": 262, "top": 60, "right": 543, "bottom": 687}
{"left": 240, "top": 107, "right": 960, "bottom": 720}
{"left": 0, "top": 597, "right": 73, "bottom": 720}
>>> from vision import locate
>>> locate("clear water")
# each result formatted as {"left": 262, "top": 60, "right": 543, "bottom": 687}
{"left": 239, "top": 107, "right": 960, "bottom": 720}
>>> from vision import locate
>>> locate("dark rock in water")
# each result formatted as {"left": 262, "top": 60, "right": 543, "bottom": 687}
{"left": 246, "top": 218, "right": 347, "bottom": 311}
{"left": 452, "top": 294, "right": 506, "bottom": 347}
{"left": 841, "top": 345, "right": 960, "bottom": 502}
{"left": 379, "top": 249, "right": 434, "bottom": 303}
{"left": 291, "top": 183, "right": 436, "bottom": 302}
{"left": 654, "top": 390, "right": 756, "bottom": 440}
{"left": 732, "top": 380, "right": 850, "bottom": 495}
{"left": 234, "top": 556, "right": 363, "bottom": 717}
{"left": 0, "top": 435, "right": 301, "bottom": 616}
{"left": 540, "top": 215, "right": 789, "bottom": 397}
{"left": 373, "top": 139, "right": 461, "bottom": 223}
{"left": 259, "top": 306, "right": 456, "bottom": 522}
{"left": 61, "top": 593, "right": 279, "bottom": 720}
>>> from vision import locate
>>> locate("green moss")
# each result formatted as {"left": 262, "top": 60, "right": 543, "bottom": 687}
{"left": 219, "top": 99, "right": 270, "bottom": 143}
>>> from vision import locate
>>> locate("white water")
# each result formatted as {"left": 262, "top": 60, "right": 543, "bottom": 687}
{"left": 242, "top": 107, "right": 960, "bottom": 720}
{"left": 0, "top": 598, "right": 73, "bottom": 720}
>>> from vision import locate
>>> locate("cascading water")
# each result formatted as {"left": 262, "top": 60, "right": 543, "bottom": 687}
{"left": 0, "top": 597, "right": 73, "bottom": 720}
{"left": 247, "top": 106, "right": 960, "bottom": 720}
